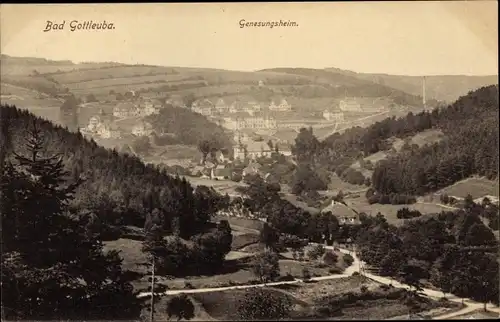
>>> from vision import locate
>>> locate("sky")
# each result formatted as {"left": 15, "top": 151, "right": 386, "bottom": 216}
{"left": 1, "top": 2, "right": 498, "bottom": 76}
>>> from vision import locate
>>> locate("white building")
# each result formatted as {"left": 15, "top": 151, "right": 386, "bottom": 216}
{"left": 323, "top": 110, "right": 345, "bottom": 122}
{"left": 215, "top": 98, "right": 229, "bottom": 113}
{"left": 132, "top": 121, "right": 154, "bottom": 137}
{"left": 269, "top": 99, "right": 292, "bottom": 112}
{"left": 339, "top": 99, "right": 362, "bottom": 112}
{"left": 96, "top": 124, "right": 121, "bottom": 139}
{"left": 113, "top": 102, "right": 138, "bottom": 118}
{"left": 191, "top": 99, "right": 214, "bottom": 116}
{"left": 233, "top": 140, "right": 273, "bottom": 160}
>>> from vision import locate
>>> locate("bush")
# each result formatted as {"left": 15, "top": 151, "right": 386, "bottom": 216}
{"left": 379, "top": 284, "right": 390, "bottom": 291}
{"left": 360, "top": 285, "right": 368, "bottom": 293}
{"left": 328, "top": 267, "right": 343, "bottom": 274}
{"left": 302, "top": 268, "right": 311, "bottom": 281}
{"left": 352, "top": 271, "right": 360, "bottom": 276}
{"left": 323, "top": 251, "right": 338, "bottom": 266}
{"left": 343, "top": 253, "right": 354, "bottom": 266}
{"left": 307, "top": 244, "right": 326, "bottom": 261}
{"left": 184, "top": 282, "right": 195, "bottom": 289}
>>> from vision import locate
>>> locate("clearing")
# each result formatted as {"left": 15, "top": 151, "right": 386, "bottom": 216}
{"left": 437, "top": 177, "right": 499, "bottom": 200}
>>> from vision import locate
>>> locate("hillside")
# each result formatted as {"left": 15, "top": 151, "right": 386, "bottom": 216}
{"left": 0, "top": 104, "right": 227, "bottom": 237}
{"left": 311, "top": 85, "right": 498, "bottom": 197}
{"left": 145, "top": 105, "right": 232, "bottom": 148}
{"left": 2, "top": 55, "right": 432, "bottom": 116}
{"left": 326, "top": 67, "right": 498, "bottom": 103}
{"left": 259, "top": 67, "right": 440, "bottom": 108}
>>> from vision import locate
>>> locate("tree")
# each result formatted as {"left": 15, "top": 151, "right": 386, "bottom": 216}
{"left": 399, "top": 262, "right": 425, "bottom": 293}
{"left": 379, "top": 249, "right": 404, "bottom": 279}
{"left": 237, "top": 288, "right": 292, "bottom": 320}
{"left": 307, "top": 244, "right": 325, "bottom": 261}
{"left": 1, "top": 121, "right": 141, "bottom": 320}
{"left": 198, "top": 140, "right": 211, "bottom": 164}
{"left": 183, "top": 93, "right": 196, "bottom": 108}
{"left": 86, "top": 93, "right": 98, "bottom": 103}
{"left": 251, "top": 250, "right": 280, "bottom": 283}
{"left": 259, "top": 223, "right": 279, "bottom": 250}
{"left": 166, "top": 294, "right": 195, "bottom": 321}
{"left": 142, "top": 208, "right": 165, "bottom": 321}
{"left": 292, "top": 127, "right": 320, "bottom": 164}
{"left": 464, "top": 222, "right": 497, "bottom": 246}
{"left": 323, "top": 251, "right": 338, "bottom": 266}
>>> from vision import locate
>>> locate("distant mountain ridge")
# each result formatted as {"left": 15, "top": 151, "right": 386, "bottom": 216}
{"left": 325, "top": 67, "right": 498, "bottom": 103}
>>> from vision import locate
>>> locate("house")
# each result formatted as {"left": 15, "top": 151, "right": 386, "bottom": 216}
{"left": 138, "top": 99, "right": 161, "bottom": 116}
{"left": 339, "top": 99, "right": 362, "bottom": 112}
{"left": 234, "top": 140, "right": 273, "bottom": 160}
{"left": 258, "top": 80, "right": 265, "bottom": 87}
{"left": 211, "top": 166, "right": 232, "bottom": 180}
{"left": 132, "top": 121, "right": 153, "bottom": 136}
{"left": 269, "top": 99, "right": 292, "bottom": 112}
{"left": 248, "top": 101, "right": 261, "bottom": 112}
{"left": 113, "top": 102, "right": 138, "bottom": 118}
{"left": 321, "top": 200, "right": 360, "bottom": 225}
{"left": 242, "top": 162, "right": 262, "bottom": 177}
{"left": 192, "top": 99, "right": 214, "bottom": 116}
{"left": 87, "top": 115, "right": 102, "bottom": 132}
{"left": 233, "top": 131, "right": 251, "bottom": 144}
{"left": 323, "top": 110, "right": 345, "bottom": 122}
{"left": 96, "top": 123, "right": 121, "bottom": 139}
{"left": 215, "top": 98, "right": 229, "bottom": 113}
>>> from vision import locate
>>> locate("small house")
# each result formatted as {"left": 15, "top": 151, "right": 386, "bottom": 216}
{"left": 211, "top": 166, "right": 232, "bottom": 180}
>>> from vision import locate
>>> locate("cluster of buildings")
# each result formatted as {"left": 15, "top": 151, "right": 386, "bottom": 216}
{"left": 321, "top": 98, "right": 387, "bottom": 121}
{"left": 80, "top": 108, "right": 154, "bottom": 139}
{"left": 80, "top": 112, "right": 121, "bottom": 139}
{"left": 112, "top": 99, "right": 162, "bottom": 118}
{"left": 191, "top": 97, "right": 292, "bottom": 117}
{"left": 232, "top": 130, "right": 292, "bottom": 160}
{"left": 218, "top": 115, "right": 278, "bottom": 131}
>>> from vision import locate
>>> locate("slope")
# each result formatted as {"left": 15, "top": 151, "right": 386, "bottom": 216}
{"left": 1, "top": 104, "right": 226, "bottom": 237}
{"left": 326, "top": 67, "right": 498, "bottom": 103}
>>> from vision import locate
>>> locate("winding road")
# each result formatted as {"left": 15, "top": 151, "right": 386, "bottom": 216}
{"left": 137, "top": 245, "right": 499, "bottom": 320}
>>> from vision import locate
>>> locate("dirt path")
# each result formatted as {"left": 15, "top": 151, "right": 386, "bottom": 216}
{"left": 137, "top": 244, "right": 500, "bottom": 320}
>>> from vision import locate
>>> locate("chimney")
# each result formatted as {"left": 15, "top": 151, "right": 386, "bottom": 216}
{"left": 422, "top": 76, "right": 426, "bottom": 109}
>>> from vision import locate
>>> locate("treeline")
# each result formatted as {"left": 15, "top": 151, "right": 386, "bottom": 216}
{"left": 1, "top": 105, "right": 227, "bottom": 237}
{"left": 145, "top": 106, "right": 232, "bottom": 149}
{"left": 356, "top": 203, "right": 499, "bottom": 306}
{"left": 236, "top": 175, "right": 341, "bottom": 245}
{"left": 308, "top": 85, "right": 498, "bottom": 196}
{"left": 1, "top": 121, "right": 142, "bottom": 320}
{"left": 372, "top": 85, "right": 498, "bottom": 195}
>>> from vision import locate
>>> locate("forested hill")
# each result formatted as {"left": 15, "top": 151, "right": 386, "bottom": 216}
{"left": 145, "top": 105, "right": 232, "bottom": 148}
{"left": 372, "top": 85, "right": 499, "bottom": 195}
{"left": 0, "top": 104, "right": 226, "bottom": 236}
{"left": 259, "top": 67, "right": 440, "bottom": 108}
{"left": 310, "top": 85, "right": 498, "bottom": 195}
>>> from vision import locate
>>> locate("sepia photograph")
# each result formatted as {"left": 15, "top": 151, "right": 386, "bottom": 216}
{"left": 0, "top": 1, "right": 498, "bottom": 321}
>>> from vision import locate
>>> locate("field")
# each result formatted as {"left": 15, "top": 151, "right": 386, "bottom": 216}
{"left": 142, "top": 144, "right": 201, "bottom": 165}
{"left": 190, "top": 288, "right": 306, "bottom": 321}
{"left": 437, "top": 177, "right": 499, "bottom": 199}
{"left": 176, "top": 276, "right": 461, "bottom": 321}
{"left": 345, "top": 197, "right": 450, "bottom": 225}
{"left": 183, "top": 176, "right": 247, "bottom": 196}
{"left": 327, "top": 174, "right": 368, "bottom": 195}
